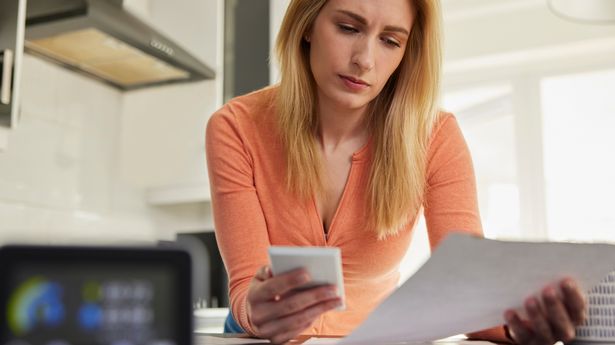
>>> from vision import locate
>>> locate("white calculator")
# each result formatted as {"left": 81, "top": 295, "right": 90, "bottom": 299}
{"left": 576, "top": 271, "right": 615, "bottom": 341}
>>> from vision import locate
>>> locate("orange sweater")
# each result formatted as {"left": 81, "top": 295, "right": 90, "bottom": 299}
{"left": 206, "top": 86, "right": 509, "bottom": 342}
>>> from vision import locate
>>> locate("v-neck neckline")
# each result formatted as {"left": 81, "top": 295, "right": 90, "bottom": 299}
{"left": 312, "top": 135, "right": 372, "bottom": 244}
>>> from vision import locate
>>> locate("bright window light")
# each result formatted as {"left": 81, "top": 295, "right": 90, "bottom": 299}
{"left": 541, "top": 68, "right": 615, "bottom": 242}
{"left": 443, "top": 84, "right": 521, "bottom": 239}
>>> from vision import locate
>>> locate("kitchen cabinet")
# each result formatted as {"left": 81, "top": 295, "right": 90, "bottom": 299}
{"left": 0, "top": 0, "right": 26, "bottom": 130}
{"left": 224, "top": 0, "right": 270, "bottom": 102}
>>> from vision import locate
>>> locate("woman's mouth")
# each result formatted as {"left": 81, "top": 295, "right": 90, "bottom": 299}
{"left": 339, "top": 75, "right": 370, "bottom": 91}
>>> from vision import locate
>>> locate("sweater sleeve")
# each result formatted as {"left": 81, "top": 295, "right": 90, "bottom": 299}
{"left": 205, "top": 106, "right": 270, "bottom": 335}
{"left": 424, "top": 114, "right": 513, "bottom": 344}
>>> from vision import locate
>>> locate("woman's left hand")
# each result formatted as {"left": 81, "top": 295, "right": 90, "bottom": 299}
{"left": 504, "top": 278, "right": 587, "bottom": 345}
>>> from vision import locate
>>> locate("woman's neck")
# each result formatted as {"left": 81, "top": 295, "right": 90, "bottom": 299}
{"left": 316, "top": 97, "right": 369, "bottom": 153}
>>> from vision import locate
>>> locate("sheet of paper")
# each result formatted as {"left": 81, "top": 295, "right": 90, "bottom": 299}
{"left": 303, "top": 337, "right": 496, "bottom": 345}
{"left": 194, "top": 335, "right": 270, "bottom": 345}
{"left": 302, "top": 338, "right": 342, "bottom": 345}
{"left": 340, "top": 233, "right": 615, "bottom": 345}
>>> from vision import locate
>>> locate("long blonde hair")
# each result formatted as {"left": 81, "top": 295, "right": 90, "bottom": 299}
{"left": 275, "top": 0, "right": 443, "bottom": 239}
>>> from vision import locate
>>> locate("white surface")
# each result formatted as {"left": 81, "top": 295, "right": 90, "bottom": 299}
{"left": 195, "top": 336, "right": 269, "bottom": 345}
{"left": 0, "top": 55, "right": 156, "bottom": 245}
{"left": 269, "top": 0, "right": 290, "bottom": 84}
{"left": 0, "top": 0, "right": 224, "bottom": 245}
{"left": 10, "top": 0, "right": 26, "bottom": 127}
{"left": 340, "top": 233, "right": 615, "bottom": 345}
{"left": 118, "top": 0, "right": 222, "bottom": 199}
{"left": 194, "top": 335, "right": 497, "bottom": 345}
{"left": 304, "top": 340, "right": 495, "bottom": 345}
{"left": 302, "top": 338, "right": 340, "bottom": 345}
{"left": 119, "top": 82, "right": 217, "bottom": 192}
{"left": 269, "top": 246, "right": 345, "bottom": 310}
{"left": 0, "top": 126, "right": 8, "bottom": 151}
{"left": 549, "top": 0, "right": 615, "bottom": 22}
{"left": 194, "top": 308, "right": 228, "bottom": 334}
{"left": 146, "top": 183, "right": 211, "bottom": 205}
{"left": 541, "top": 68, "right": 615, "bottom": 243}
{"left": 1, "top": 49, "right": 13, "bottom": 105}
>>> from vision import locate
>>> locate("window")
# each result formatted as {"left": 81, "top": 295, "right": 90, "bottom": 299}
{"left": 400, "top": 84, "right": 521, "bottom": 282}
{"left": 541, "top": 68, "right": 615, "bottom": 242}
{"left": 443, "top": 84, "right": 521, "bottom": 239}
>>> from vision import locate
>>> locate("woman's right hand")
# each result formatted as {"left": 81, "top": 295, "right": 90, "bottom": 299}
{"left": 245, "top": 265, "right": 343, "bottom": 344}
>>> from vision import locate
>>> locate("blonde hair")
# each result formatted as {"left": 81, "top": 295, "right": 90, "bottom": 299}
{"left": 275, "top": 0, "right": 443, "bottom": 239}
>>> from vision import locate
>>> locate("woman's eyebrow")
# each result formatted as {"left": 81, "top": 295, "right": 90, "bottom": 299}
{"left": 335, "top": 9, "right": 410, "bottom": 36}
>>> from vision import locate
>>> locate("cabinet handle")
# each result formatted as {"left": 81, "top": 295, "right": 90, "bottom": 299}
{"left": 1, "top": 49, "right": 14, "bottom": 105}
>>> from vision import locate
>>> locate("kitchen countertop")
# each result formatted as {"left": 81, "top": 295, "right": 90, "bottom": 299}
{"left": 193, "top": 333, "right": 500, "bottom": 345}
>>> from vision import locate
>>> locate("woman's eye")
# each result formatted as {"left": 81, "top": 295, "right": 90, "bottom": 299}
{"left": 338, "top": 24, "right": 358, "bottom": 34}
{"left": 383, "top": 37, "right": 401, "bottom": 48}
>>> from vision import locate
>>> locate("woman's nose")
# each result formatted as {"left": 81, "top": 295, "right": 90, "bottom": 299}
{"left": 351, "top": 38, "right": 375, "bottom": 72}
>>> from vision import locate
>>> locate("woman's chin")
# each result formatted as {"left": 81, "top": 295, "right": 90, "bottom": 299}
{"left": 330, "top": 94, "right": 371, "bottom": 112}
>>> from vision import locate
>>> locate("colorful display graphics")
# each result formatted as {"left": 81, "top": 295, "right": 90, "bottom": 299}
{"left": 0, "top": 245, "right": 192, "bottom": 345}
{"left": 4, "top": 277, "right": 162, "bottom": 344}
{"left": 7, "top": 277, "right": 65, "bottom": 336}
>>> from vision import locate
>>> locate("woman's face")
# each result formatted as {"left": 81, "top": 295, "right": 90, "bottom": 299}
{"left": 308, "top": 0, "right": 414, "bottom": 111}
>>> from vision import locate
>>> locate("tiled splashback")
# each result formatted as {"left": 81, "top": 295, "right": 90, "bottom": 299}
{"left": 0, "top": 0, "right": 223, "bottom": 245}
{"left": 0, "top": 55, "right": 156, "bottom": 245}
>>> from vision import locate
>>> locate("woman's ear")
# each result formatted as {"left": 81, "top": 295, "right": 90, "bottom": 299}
{"left": 303, "top": 27, "right": 313, "bottom": 43}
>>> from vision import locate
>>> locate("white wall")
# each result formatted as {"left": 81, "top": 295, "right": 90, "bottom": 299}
{"left": 443, "top": 1, "right": 615, "bottom": 62}
{"left": 118, "top": 0, "right": 224, "bottom": 239}
{"left": 441, "top": 1, "right": 615, "bottom": 87}
{"left": 269, "top": 0, "right": 290, "bottom": 84}
{"left": 0, "top": 0, "right": 224, "bottom": 245}
{"left": 0, "top": 55, "right": 155, "bottom": 245}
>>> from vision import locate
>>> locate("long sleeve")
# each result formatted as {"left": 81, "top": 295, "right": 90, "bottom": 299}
{"left": 205, "top": 106, "right": 270, "bottom": 335}
{"left": 424, "top": 114, "right": 482, "bottom": 247}
{"left": 424, "top": 114, "right": 513, "bottom": 344}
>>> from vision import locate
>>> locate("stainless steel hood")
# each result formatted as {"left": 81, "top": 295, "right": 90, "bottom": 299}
{"left": 25, "top": 0, "right": 215, "bottom": 90}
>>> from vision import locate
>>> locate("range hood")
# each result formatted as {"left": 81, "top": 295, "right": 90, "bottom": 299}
{"left": 25, "top": 0, "right": 215, "bottom": 90}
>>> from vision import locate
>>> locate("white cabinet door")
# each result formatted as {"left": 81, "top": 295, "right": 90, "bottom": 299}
{"left": 0, "top": 0, "right": 26, "bottom": 130}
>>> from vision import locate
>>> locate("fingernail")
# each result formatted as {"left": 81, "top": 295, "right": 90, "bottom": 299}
{"left": 297, "top": 273, "right": 310, "bottom": 284}
{"left": 504, "top": 310, "right": 515, "bottom": 322}
{"left": 563, "top": 279, "right": 576, "bottom": 290}
{"left": 543, "top": 287, "right": 557, "bottom": 300}
{"left": 526, "top": 297, "right": 537, "bottom": 310}
{"left": 326, "top": 289, "right": 338, "bottom": 298}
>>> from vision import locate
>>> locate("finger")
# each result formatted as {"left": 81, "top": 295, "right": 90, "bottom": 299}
{"left": 251, "top": 268, "right": 311, "bottom": 302}
{"left": 561, "top": 278, "right": 587, "bottom": 325}
{"left": 246, "top": 266, "right": 275, "bottom": 310}
{"left": 543, "top": 286, "right": 576, "bottom": 343}
{"left": 526, "top": 296, "right": 555, "bottom": 345}
{"left": 253, "top": 285, "right": 339, "bottom": 325}
{"left": 254, "top": 265, "right": 273, "bottom": 281}
{"left": 505, "top": 309, "right": 533, "bottom": 344}
{"left": 258, "top": 298, "right": 342, "bottom": 340}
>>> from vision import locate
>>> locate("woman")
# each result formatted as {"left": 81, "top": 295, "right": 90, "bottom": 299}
{"left": 205, "top": 0, "right": 587, "bottom": 344}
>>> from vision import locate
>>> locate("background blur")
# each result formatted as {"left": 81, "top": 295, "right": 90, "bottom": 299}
{"left": 1, "top": 0, "right": 614, "bottom": 284}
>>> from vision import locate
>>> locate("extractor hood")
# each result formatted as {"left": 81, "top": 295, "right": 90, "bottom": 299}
{"left": 25, "top": 0, "right": 215, "bottom": 90}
